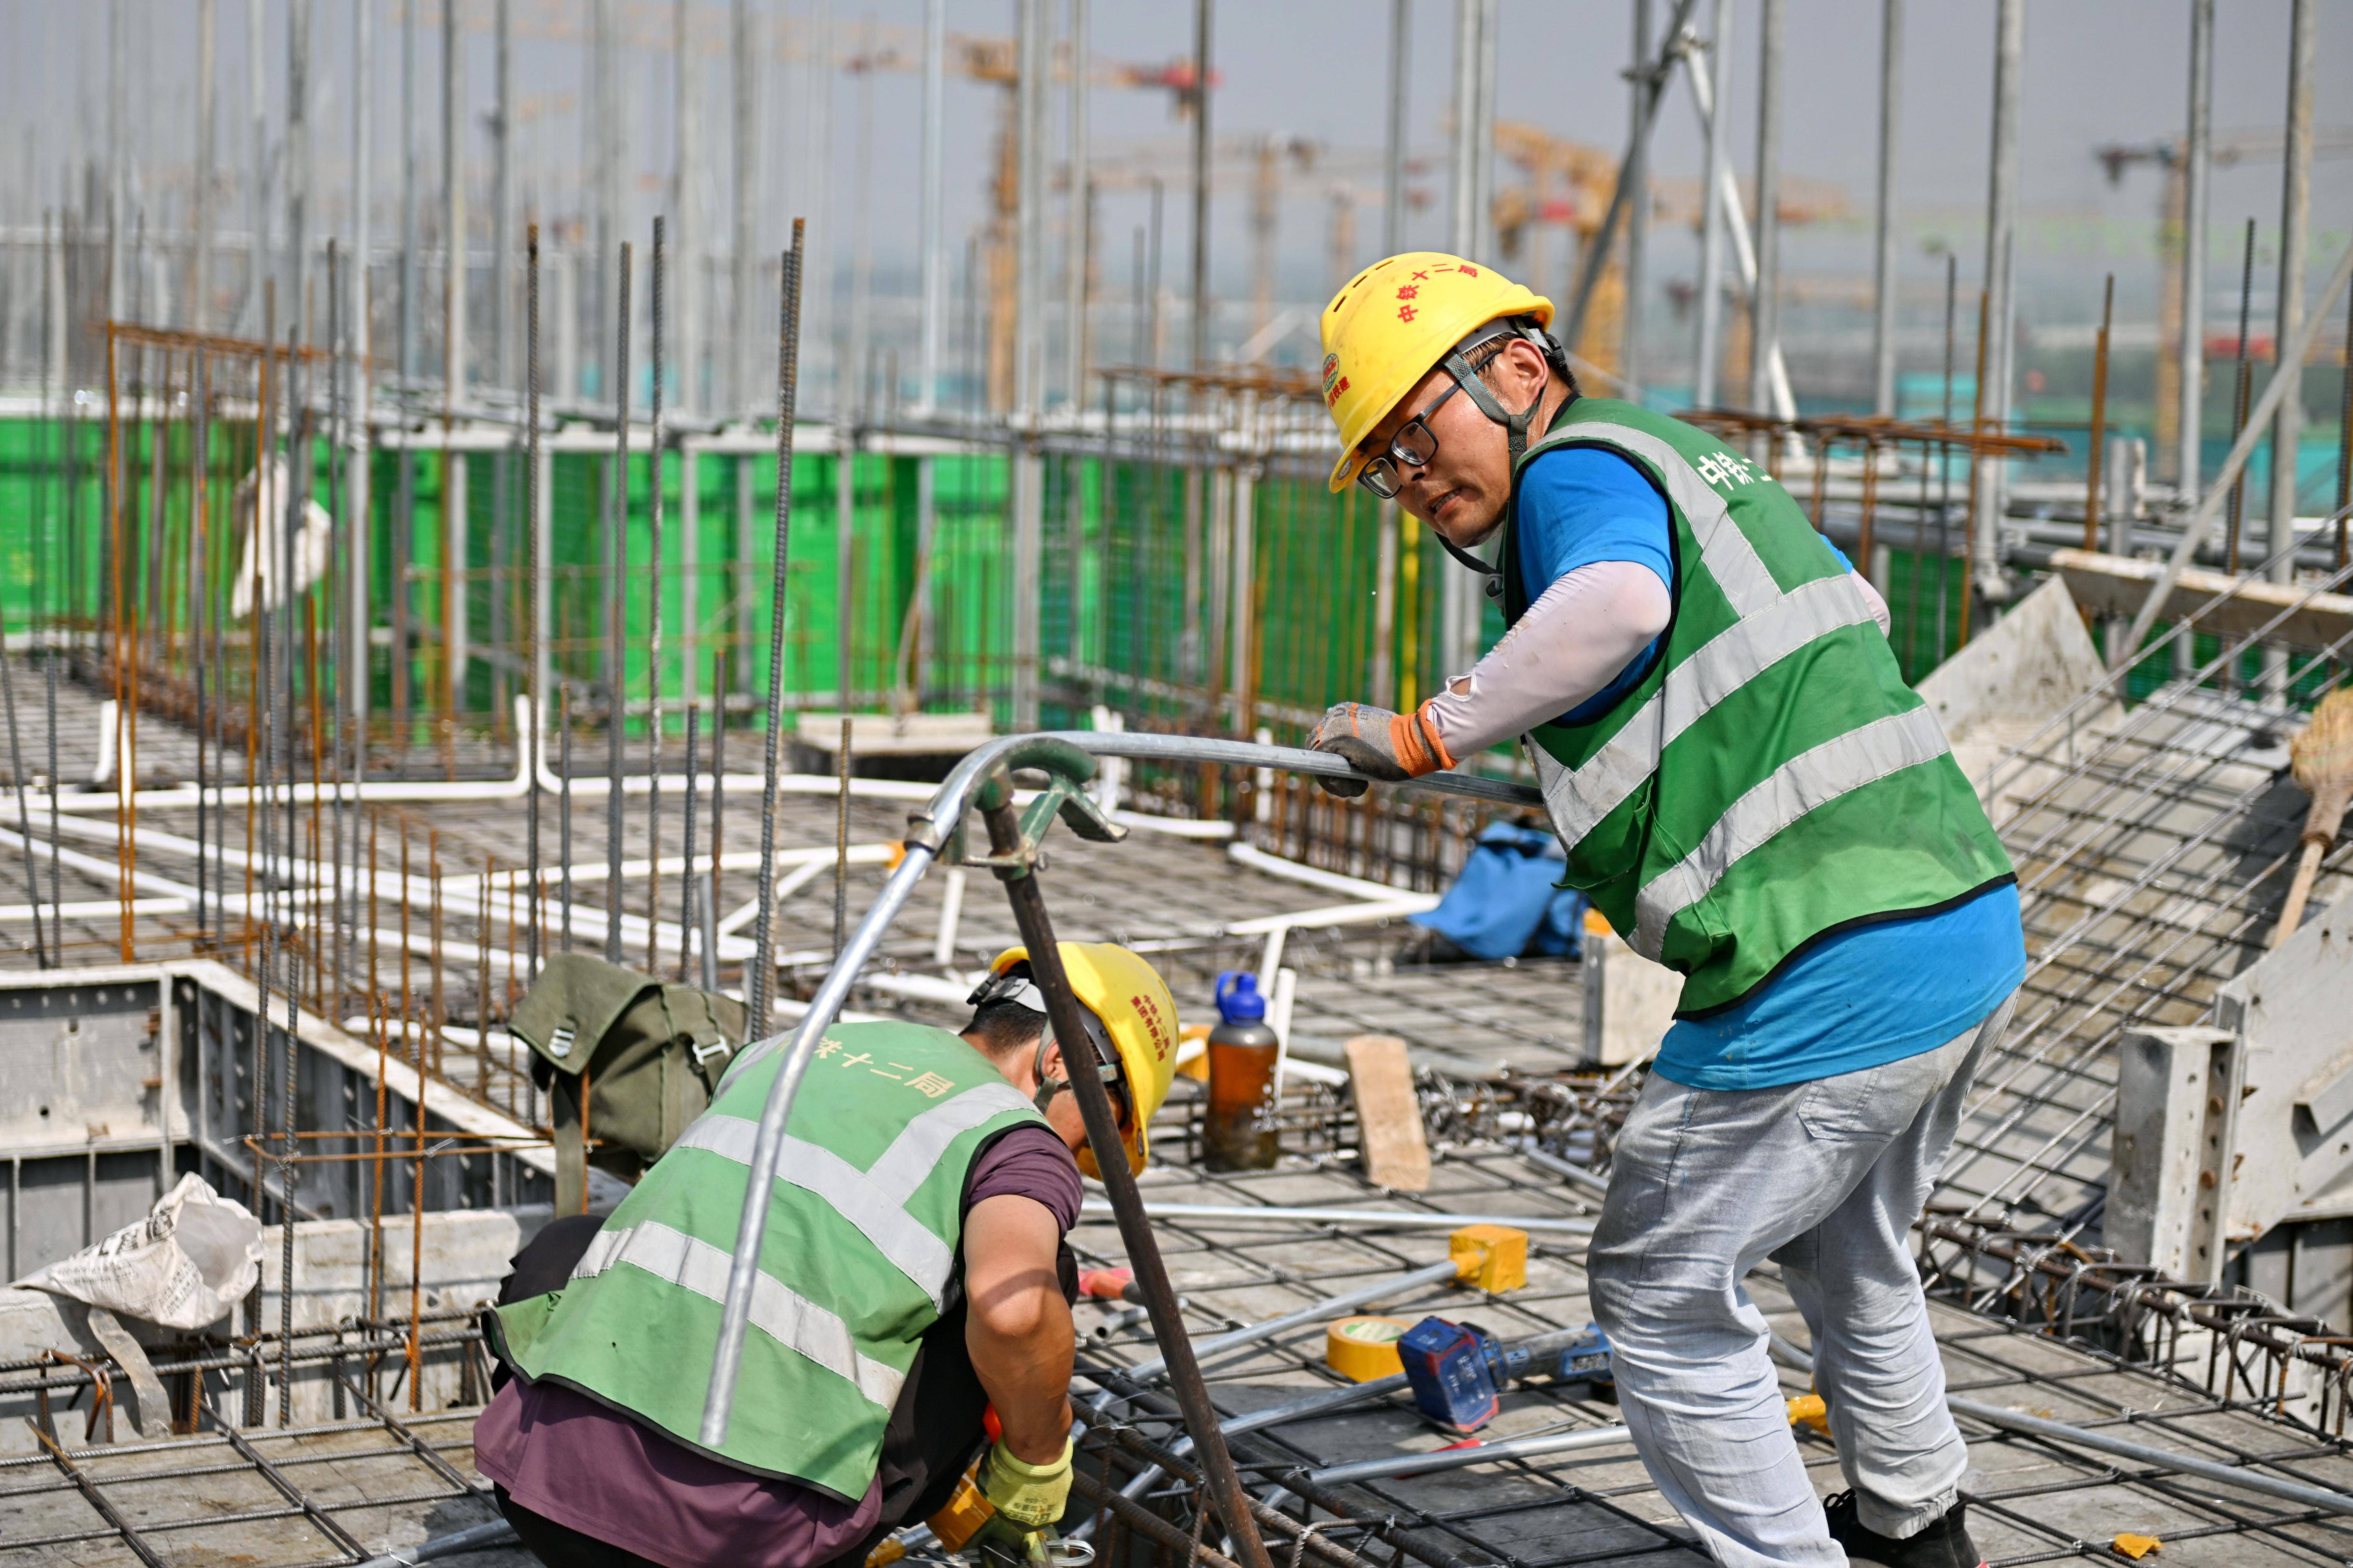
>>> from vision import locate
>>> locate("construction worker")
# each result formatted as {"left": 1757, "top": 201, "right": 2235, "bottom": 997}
{"left": 476, "top": 943, "right": 1181, "bottom": 1568}
{"left": 1309, "top": 254, "right": 2023, "bottom": 1568}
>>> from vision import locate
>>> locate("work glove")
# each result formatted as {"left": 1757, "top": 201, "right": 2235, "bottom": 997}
{"left": 977, "top": 1434, "right": 1074, "bottom": 1531}
{"left": 1308, "top": 702, "right": 1453, "bottom": 798}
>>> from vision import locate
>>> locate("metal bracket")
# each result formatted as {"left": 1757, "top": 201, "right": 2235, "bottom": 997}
{"left": 957, "top": 740, "right": 1130, "bottom": 878}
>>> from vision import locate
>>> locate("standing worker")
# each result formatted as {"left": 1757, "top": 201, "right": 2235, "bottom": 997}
{"left": 477, "top": 943, "right": 1181, "bottom": 1568}
{"left": 1308, "top": 254, "right": 2023, "bottom": 1568}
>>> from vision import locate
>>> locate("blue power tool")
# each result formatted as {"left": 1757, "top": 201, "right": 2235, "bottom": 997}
{"left": 1397, "top": 1317, "right": 1614, "bottom": 1434}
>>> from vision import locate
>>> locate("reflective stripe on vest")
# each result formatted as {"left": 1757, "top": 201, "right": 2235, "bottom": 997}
{"left": 1631, "top": 705, "right": 1952, "bottom": 956}
{"left": 1532, "top": 570, "right": 1887, "bottom": 846}
{"left": 1502, "top": 399, "right": 2010, "bottom": 1006}
{"left": 496, "top": 1020, "right": 1049, "bottom": 1497}
{"left": 570, "top": 1217, "right": 909, "bottom": 1411}
{"left": 667, "top": 1077, "right": 1034, "bottom": 1308}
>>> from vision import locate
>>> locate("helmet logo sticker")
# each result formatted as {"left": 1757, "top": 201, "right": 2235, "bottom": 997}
{"left": 1322, "top": 352, "right": 1349, "bottom": 409}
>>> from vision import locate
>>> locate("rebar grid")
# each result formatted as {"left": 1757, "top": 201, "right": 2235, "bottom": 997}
{"left": 1935, "top": 547, "right": 2353, "bottom": 1232}
{"left": 1061, "top": 1147, "right": 2353, "bottom": 1568}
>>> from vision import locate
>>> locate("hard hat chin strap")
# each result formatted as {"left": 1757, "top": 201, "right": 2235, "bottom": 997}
{"left": 1433, "top": 339, "right": 1551, "bottom": 600}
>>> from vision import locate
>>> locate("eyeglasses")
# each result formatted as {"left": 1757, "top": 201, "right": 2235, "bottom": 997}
{"left": 1354, "top": 343, "right": 1509, "bottom": 500}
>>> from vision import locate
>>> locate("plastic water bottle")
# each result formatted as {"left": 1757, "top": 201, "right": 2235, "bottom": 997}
{"left": 1204, "top": 971, "right": 1281, "bottom": 1171}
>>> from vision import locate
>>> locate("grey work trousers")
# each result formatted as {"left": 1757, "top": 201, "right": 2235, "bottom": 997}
{"left": 1587, "top": 995, "right": 2015, "bottom": 1568}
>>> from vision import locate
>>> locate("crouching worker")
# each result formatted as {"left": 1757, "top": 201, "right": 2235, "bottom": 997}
{"left": 477, "top": 943, "right": 1181, "bottom": 1568}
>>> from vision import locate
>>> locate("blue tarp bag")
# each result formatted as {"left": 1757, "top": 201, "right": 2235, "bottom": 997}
{"left": 1410, "top": 821, "right": 1587, "bottom": 961}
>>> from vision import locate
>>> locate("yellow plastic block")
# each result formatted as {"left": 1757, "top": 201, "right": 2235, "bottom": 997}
{"left": 2112, "top": 1535, "right": 2163, "bottom": 1560}
{"left": 1176, "top": 1022, "right": 1212, "bottom": 1082}
{"left": 1449, "top": 1224, "right": 1528, "bottom": 1293}
{"left": 1784, "top": 1393, "right": 1830, "bottom": 1434}
{"left": 1327, "top": 1315, "right": 1409, "bottom": 1381}
{"left": 866, "top": 1537, "right": 908, "bottom": 1568}
{"left": 926, "top": 1469, "right": 996, "bottom": 1553}
{"left": 1583, "top": 907, "right": 1615, "bottom": 937}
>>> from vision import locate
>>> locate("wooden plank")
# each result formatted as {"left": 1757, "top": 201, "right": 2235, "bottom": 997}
{"left": 1345, "top": 1035, "right": 1430, "bottom": 1193}
{"left": 2049, "top": 548, "right": 2353, "bottom": 653}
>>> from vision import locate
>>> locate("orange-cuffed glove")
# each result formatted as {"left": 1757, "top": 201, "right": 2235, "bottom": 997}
{"left": 1308, "top": 701, "right": 1455, "bottom": 798}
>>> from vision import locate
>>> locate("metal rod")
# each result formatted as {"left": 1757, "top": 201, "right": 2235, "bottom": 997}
{"left": 917, "top": 0, "right": 947, "bottom": 408}
{"left": 980, "top": 791, "right": 1271, "bottom": 1568}
{"left": 1972, "top": 0, "right": 2024, "bottom": 604}
{"left": 2226, "top": 220, "right": 2257, "bottom": 573}
{"left": 2120, "top": 237, "right": 2353, "bottom": 662}
{"left": 527, "top": 225, "right": 542, "bottom": 969}
{"left": 1188, "top": 0, "right": 1213, "bottom": 369}
{"left": 1303, "top": 1423, "right": 1635, "bottom": 1487}
{"left": 1123, "top": 1258, "right": 1464, "bottom": 1385}
{"left": 1383, "top": 0, "right": 1409, "bottom": 256}
{"left": 2178, "top": 0, "right": 2213, "bottom": 498}
{"left": 1945, "top": 1395, "right": 2353, "bottom": 1516}
{"left": 1692, "top": 0, "right": 1733, "bottom": 407}
{"left": 1747, "top": 0, "right": 1782, "bottom": 425}
{"left": 749, "top": 222, "right": 807, "bottom": 1026}
{"left": 1087, "top": 1202, "right": 1595, "bottom": 1240}
{"left": 650, "top": 218, "right": 667, "bottom": 972}
{"left": 2269, "top": 0, "right": 2316, "bottom": 591}
{"left": 732, "top": 0, "right": 757, "bottom": 417}
{"left": 1869, "top": 0, "right": 1903, "bottom": 417}
{"left": 2085, "top": 273, "right": 2113, "bottom": 551}
{"left": 1622, "top": 0, "right": 1651, "bottom": 403}
{"left": 1558, "top": 0, "right": 1702, "bottom": 356}
{"left": 607, "top": 241, "right": 630, "bottom": 963}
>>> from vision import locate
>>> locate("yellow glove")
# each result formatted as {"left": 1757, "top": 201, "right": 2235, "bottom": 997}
{"left": 977, "top": 1435, "right": 1074, "bottom": 1529}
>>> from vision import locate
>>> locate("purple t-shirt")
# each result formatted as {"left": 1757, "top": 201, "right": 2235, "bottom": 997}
{"left": 474, "top": 1123, "right": 1084, "bottom": 1568}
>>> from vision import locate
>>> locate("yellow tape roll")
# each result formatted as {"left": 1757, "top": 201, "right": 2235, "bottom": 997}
{"left": 1326, "top": 1315, "right": 1409, "bottom": 1381}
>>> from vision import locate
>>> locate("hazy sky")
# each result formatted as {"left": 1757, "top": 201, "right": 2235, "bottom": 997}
{"left": 12, "top": 2, "right": 2348, "bottom": 335}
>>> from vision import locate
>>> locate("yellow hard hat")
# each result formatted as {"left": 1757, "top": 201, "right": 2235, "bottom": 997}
{"left": 985, "top": 943, "right": 1181, "bottom": 1179}
{"left": 1319, "top": 252, "right": 1553, "bottom": 494}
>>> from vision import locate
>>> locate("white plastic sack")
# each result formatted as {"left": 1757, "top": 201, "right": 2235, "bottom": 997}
{"left": 14, "top": 1173, "right": 265, "bottom": 1331}
{"left": 230, "top": 453, "right": 335, "bottom": 619}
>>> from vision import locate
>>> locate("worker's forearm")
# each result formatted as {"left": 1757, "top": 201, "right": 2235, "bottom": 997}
{"left": 963, "top": 1195, "right": 1076, "bottom": 1464}
{"left": 1853, "top": 569, "right": 1891, "bottom": 636}
{"left": 1418, "top": 560, "right": 1673, "bottom": 762}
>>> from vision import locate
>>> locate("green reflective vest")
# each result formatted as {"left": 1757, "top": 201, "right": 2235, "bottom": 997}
{"left": 491, "top": 1020, "right": 1049, "bottom": 1499}
{"left": 1498, "top": 396, "right": 2014, "bottom": 1016}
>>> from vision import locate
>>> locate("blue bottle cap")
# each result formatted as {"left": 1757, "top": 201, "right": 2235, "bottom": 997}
{"left": 1213, "top": 970, "right": 1267, "bottom": 1024}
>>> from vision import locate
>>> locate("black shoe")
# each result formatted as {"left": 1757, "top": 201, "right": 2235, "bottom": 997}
{"left": 1822, "top": 1492, "right": 1983, "bottom": 1568}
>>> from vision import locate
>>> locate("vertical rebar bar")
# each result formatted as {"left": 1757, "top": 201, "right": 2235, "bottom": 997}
{"left": 607, "top": 242, "right": 630, "bottom": 964}
{"left": 1869, "top": 0, "right": 1903, "bottom": 418}
{"left": 560, "top": 687, "right": 574, "bottom": 953}
{"left": 492, "top": 0, "right": 512, "bottom": 392}
{"left": 1748, "top": 0, "right": 1782, "bottom": 425}
{"left": 287, "top": 0, "right": 312, "bottom": 332}
{"left": 195, "top": 0, "right": 217, "bottom": 332}
{"left": 1972, "top": 0, "right": 2023, "bottom": 605}
{"left": 0, "top": 636, "right": 44, "bottom": 968}
{"left": 1383, "top": 0, "right": 1408, "bottom": 257}
{"left": 750, "top": 223, "right": 806, "bottom": 1028}
{"left": 2086, "top": 274, "right": 2113, "bottom": 552}
{"left": 680, "top": 702, "right": 699, "bottom": 980}
{"left": 1064, "top": 0, "right": 1091, "bottom": 405}
{"left": 1188, "top": 0, "right": 1212, "bottom": 370}
{"left": 442, "top": 0, "right": 468, "bottom": 394}
{"left": 1621, "top": 0, "right": 1651, "bottom": 404}
{"left": 2178, "top": 0, "right": 2213, "bottom": 498}
{"left": 1691, "top": 0, "right": 1732, "bottom": 406}
{"left": 2227, "top": 220, "right": 2257, "bottom": 573}
{"left": 833, "top": 717, "right": 851, "bottom": 958}
{"left": 732, "top": 0, "right": 756, "bottom": 417}
{"left": 649, "top": 219, "right": 667, "bottom": 971}
{"left": 528, "top": 226, "right": 542, "bottom": 970}
{"left": 917, "top": 0, "right": 947, "bottom": 408}
{"left": 2269, "top": 0, "right": 2315, "bottom": 592}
